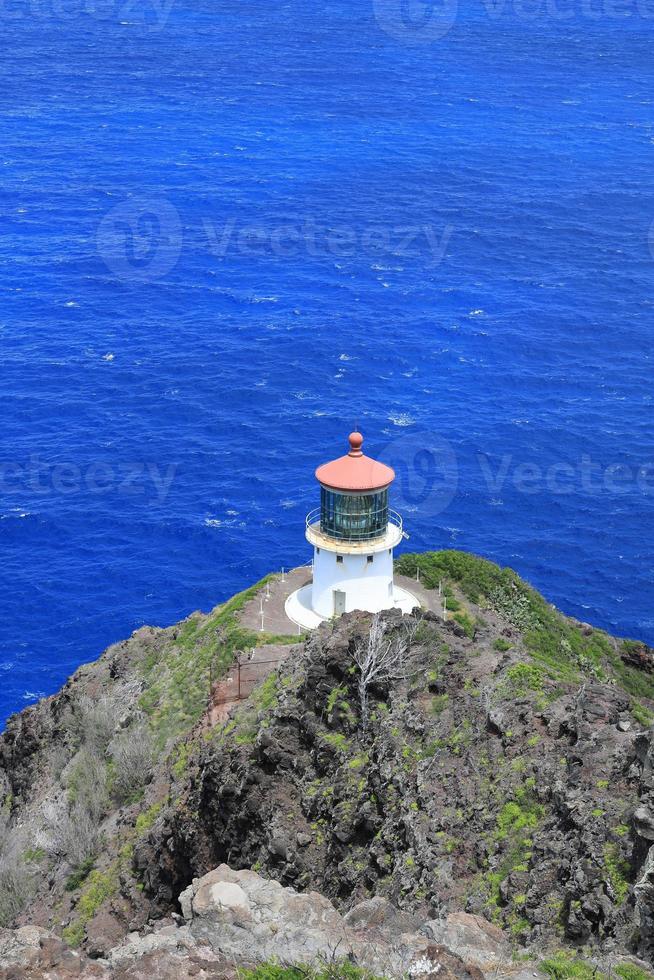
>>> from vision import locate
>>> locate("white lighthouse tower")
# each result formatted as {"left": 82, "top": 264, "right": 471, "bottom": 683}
{"left": 285, "top": 431, "right": 419, "bottom": 629}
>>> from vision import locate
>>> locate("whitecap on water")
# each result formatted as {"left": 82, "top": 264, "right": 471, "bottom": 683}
{"left": 388, "top": 413, "right": 415, "bottom": 427}
{"left": 102, "top": 353, "right": 115, "bottom": 361}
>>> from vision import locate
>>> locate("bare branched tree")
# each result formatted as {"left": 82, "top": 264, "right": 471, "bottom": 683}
{"left": 353, "top": 614, "right": 417, "bottom": 731}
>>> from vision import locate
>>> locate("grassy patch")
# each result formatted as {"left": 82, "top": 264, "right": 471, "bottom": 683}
{"left": 139, "top": 576, "right": 278, "bottom": 748}
{"left": 239, "top": 963, "right": 386, "bottom": 980}
{"left": 615, "top": 964, "right": 654, "bottom": 980}
{"left": 65, "top": 857, "right": 95, "bottom": 892}
{"left": 540, "top": 950, "right": 602, "bottom": 980}
{"left": 135, "top": 801, "right": 164, "bottom": 837}
{"left": 431, "top": 693, "right": 450, "bottom": 716}
{"left": 506, "top": 663, "right": 545, "bottom": 693}
{"left": 62, "top": 867, "right": 118, "bottom": 947}
{"left": 453, "top": 611, "right": 476, "bottom": 638}
{"left": 603, "top": 842, "right": 630, "bottom": 905}
{"left": 631, "top": 701, "right": 654, "bottom": 728}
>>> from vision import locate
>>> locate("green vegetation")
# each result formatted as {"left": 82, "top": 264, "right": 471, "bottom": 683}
{"left": 250, "top": 673, "right": 280, "bottom": 712}
{"left": 398, "top": 552, "right": 654, "bottom": 710}
{"left": 540, "top": 950, "right": 601, "bottom": 980}
{"left": 326, "top": 684, "right": 348, "bottom": 717}
{"left": 631, "top": 701, "right": 654, "bottom": 728}
{"left": 319, "top": 732, "right": 350, "bottom": 753}
{"left": 494, "top": 637, "right": 512, "bottom": 652}
{"left": 453, "top": 611, "right": 476, "bottom": 638}
{"left": 480, "top": 785, "right": 544, "bottom": 921}
{"left": 541, "top": 954, "right": 654, "bottom": 980}
{"left": 431, "top": 693, "right": 449, "bottom": 715}
{"left": 603, "top": 842, "right": 630, "bottom": 905}
{"left": 62, "top": 867, "right": 118, "bottom": 947}
{"left": 239, "top": 963, "right": 386, "bottom": 980}
{"left": 496, "top": 794, "right": 543, "bottom": 839}
{"left": 65, "top": 857, "right": 95, "bottom": 892}
{"left": 506, "top": 663, "right": 545, "bottom": 693}
{"left": 396, "top": 551, "right": 517, "bottom": 605}
{"left": 615, "top": 964, "right": 654, "bottom": 980}
{"left": 135, "top": 801, "right": 164, "bottom": 837}
{"left": 139, "top": 576, "right": 285, "bottom": 748}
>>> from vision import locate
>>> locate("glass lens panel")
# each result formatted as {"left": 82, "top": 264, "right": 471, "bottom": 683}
{"left": 320, "top": 488, "right": 388, "bottom": 540}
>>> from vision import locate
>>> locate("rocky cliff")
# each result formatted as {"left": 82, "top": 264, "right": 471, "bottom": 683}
{"left": 1, "top": 551, "right": 654, "bottom": 980}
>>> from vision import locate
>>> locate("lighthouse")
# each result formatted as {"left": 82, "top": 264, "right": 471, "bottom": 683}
{"left": 285, "top": 432, "right": 419, "bottom": 629}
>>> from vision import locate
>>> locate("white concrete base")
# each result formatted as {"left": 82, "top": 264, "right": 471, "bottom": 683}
{"left": 285, "top": 582, "right": 421, "bottom": 632}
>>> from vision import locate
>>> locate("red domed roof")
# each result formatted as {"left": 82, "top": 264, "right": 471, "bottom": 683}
{"left": 315, "top": 432, "right": 395, "bottom": 492}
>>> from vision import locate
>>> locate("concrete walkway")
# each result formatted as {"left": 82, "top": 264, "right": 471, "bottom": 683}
{"left": 238, "top": 566, "right": 312, "bottom": 636}
{"left": 235, "top": 567, "right": 443, "bottom": 638}
{"left": 395, "top": 573, "right": 445, "bottom": 617}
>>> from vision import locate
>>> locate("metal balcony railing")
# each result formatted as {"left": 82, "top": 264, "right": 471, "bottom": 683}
{"left": 305, "top": 507, "right": 403, "bottom": 543}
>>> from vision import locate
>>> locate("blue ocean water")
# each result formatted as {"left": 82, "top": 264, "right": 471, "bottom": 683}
{"left": 1, "top": 0, "right": 653, "bottom": 728}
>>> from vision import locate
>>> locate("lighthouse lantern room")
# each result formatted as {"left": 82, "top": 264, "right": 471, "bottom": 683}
{"left": 285, "top": 432, "right": 419, "bottom": 629}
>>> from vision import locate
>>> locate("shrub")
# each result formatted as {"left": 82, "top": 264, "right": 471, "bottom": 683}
{"left": 72, "top": 695, "right": 116, "bottom": 753}
{"left": 57, "top": 801, "right": 103, "bottom": 869}
{"left": 65, "top": 857, "right": 95, "bottom": 892}
{"left": 616, "top": 964, "right": 654, "bottom": 980}
{"left": 489, "top": 584, "right": 538, "bottom": 633}
{"left": 603, "top": 842, "right": 630, "bottom": 905}
{"left": 0, "top": 809, "right": 35, "bottom": 926}
{"left": 541, "top": 950, "right": 600, "bottom": 980}
{"left": 631, "top": 702, "right": 654, "bottom": 728}
{"left": 506, "top": 663, "right": 544, "bottom": 693}
{"left": 62, "top": 867, "right": 118, "bottom": 948}
{"left": 0, "top": 856, "right": 33, "bottom": 927}
{"left": 66, "top": 748, "right": 108, "bottom": 822}
{"left": 240, "top": 963, "right": 385, "bottom": 980}
{"left": 453, "top": 612, "right": 476, "bottom": 638}
{"left": 494, "top": 638, "right": 512, "bottom": 652}
{"left": 431, "top": 694, "right": 449, "bottom": 715}
{"left": 109, "top": 723, "right": 153, "bottom": 804}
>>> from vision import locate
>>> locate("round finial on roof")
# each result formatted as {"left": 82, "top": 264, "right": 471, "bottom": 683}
{"left": 348, "top": 431, "right": 364, "bottom": 457}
